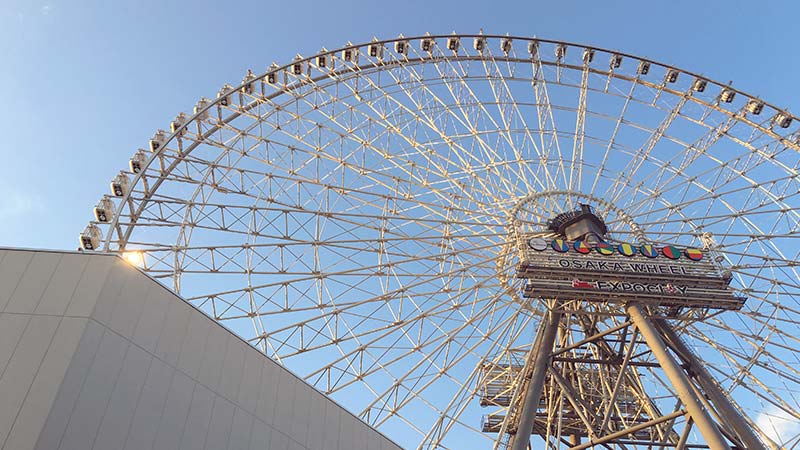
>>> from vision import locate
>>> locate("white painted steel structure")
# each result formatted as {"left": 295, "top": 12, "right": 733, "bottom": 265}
{"left": 81, "top": 34, "right": 799, "bottom": 449}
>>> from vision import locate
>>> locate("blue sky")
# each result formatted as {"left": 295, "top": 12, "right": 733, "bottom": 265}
{"left": 0, "top": 0, "right": 798, "bottom": 251}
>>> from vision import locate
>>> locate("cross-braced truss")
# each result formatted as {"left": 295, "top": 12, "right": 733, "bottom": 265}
{"left": 82, "top": 33, "right": 800, "bottom": 450}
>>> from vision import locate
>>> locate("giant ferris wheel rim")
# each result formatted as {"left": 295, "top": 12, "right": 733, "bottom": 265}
{"left": 100, "top": 32, "right": 800, "bottom": 251}
{"left": 84, "top": 30, "right": 800, "bottom": 449}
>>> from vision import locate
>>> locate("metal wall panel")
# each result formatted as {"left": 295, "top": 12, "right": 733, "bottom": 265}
{"left": 107, "top": 273, "right": 151, "bottom": 341}
{"left": 0, "top": 313, "right": 29, "bottom": 376}
{"left": 123, "top": 357, "right": 173, "bottom": 450}
{"left": 0, "top": 250, "right": 33, "bottom": 312}
{"left": 229, "top": 407, "right": 255, "bottom": 450}
{"left": 2, "top": 317, "right": 85, "bottom": 450}
{"left": 179, "top": 383, "right": 215, "bottom": 450}
{"left": 0, "top": 315, "right": 60, "bottom": 447}
{"left": 131, "top": 286, "right": 169, "bottom": 354}
{"left": 0, "top": 248, "right": 404, "bottom": 450}
{"left": 256, "top": 360, "right": 279, "bottom": 426}
{"left": 58, "top": 328, "right": 129, "bottom": 450}
{"left": 34, "top": 320, "right": 105, "bottom": 450}
{"left": 153, "top": 292, "right": 192, "bottom": 367}
{"left": 203, "top": 396, "right": 236, "bottom": 450}
{"left": 219, "top": 336, "right": 246, "bottom": 403}
{"left": 152, "top": 370, "right": 194, "bottom": 450}
{"left": 34, "top": 254, "right": 89, "bottom": 316}
{"left": 91, "top": 343, "right": 151, "bottom": 450}
{"left": 65, "top": 255, "right": 114, "bottom": 318}
{"left": 176, "top": 308, "right": 211, "bottom": 380}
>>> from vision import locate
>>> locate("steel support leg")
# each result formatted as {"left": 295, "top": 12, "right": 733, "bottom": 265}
{"left": 627, "top": 304, "right": 731, "bottom": 450}
{"left": 655, "top": 319, "right": 769, "bottom": 450}
{"left": 510, "top": 309, "right": 562, "bottom": 450}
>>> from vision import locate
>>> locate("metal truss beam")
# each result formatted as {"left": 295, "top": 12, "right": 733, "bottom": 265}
{"left": 627, "top": 304, "right": 730, "bottom": 450}
{"left": 509, "top": 309, "right": 562, "bottom": 450}
{"left": 655, "top": 320, "right": 771, "bottom": 450}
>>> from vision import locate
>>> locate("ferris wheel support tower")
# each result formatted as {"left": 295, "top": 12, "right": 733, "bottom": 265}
{"left": 502, "top": 207, "right": 768, "bottom": 450}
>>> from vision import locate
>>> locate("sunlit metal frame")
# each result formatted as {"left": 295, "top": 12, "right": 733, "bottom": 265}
{"left": 82, "top": 33, "right": 800, "bottom": 450}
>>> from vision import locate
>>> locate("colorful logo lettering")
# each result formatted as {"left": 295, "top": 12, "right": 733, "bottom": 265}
{"left": 551, "top": 239, "right": 569, "bottom": 253}
{"left": 684, "top": 248, "right": 703, "bottom": 261}
{"left": 639, "top": 244, "right": 658, "bottom": 258}
{"left": 661, "top": 245, "right": 681, "bottom": 260}
{"left": 528, "top": 237, "right": 548, "bottom": 251}
{"left": 572, "top": 278, "right": 594, "bottom": 289}
{"left": 573, "top": 240, "right": 591, "bottom": 254}
{"left": 595, "top": 241, "right": 615, "bottom": 255}
{"left": 617, "top": 243, "right": 636, "bottom": 257}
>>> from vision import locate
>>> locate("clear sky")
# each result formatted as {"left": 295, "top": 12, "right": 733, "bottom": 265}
{"left": 0, "top": 0, "right": 798, "bottom": 251}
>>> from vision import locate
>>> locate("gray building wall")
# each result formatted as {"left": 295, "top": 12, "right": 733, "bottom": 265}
{"left": 0, "top": 248, "right": 402, "bottom": 450}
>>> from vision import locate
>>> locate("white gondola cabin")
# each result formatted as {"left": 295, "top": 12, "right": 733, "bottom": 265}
{"left": 79, "top": 224, "right": 102, "bottom": 251}
{"left": 775, "top": 113, "right": 793, "bottom": 128}
{"left": 129, "top": 150, "right": 147, "bottom": 174}
{"left": 692, "top": 79, "right": 707, "bottom": 92}
{"left": 746, "top": 100, "right": 764, "bottom": 115}
{"left": 447, "top": 36, "right": 460, "bottom": 52}
{"left": 473, "top": 36, "right": 485, "bottom": 52}
{"left": 394, "top": 40, "right": 409, "bottom": 55}
{"left": 720, "top": 88, "right": 735, "bottom": 103}
{"left": 610, "top": 54, "right": 622, "bottom": 69}
{"left": 194, "top": 97, "right": 210, "bottom": 120}
{"left": 93, "top": 197, "right": 114, "bottom": 223}
{"left": 500, "top": 37, "right": 512, "bottom": 54}
{"left": 665, "top": 69, "right": 679, "bottom": 83}
{"left": 217, "top": 84, "right": 233, "bottom": 106}
{"left": 149, "top": 130, "right": 166, "bottom": 152}
{"left": 110, "top": 172, "right": 130, "bottom": 197}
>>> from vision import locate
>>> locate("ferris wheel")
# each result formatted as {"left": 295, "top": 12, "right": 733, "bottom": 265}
{"left": 81, "top": 33, "right": 799, "bottom": 450}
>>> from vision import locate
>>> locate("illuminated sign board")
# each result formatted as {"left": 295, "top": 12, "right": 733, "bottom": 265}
{"left": 516, "top": 235, "right": 745, "bottom": 310}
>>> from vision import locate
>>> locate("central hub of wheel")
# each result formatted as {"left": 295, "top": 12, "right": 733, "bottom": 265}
{"left": 510, "top": 194, "right": 745, "bottom": 315}
{"left": 546, "top": 203, "right": 608, "bottom": 244}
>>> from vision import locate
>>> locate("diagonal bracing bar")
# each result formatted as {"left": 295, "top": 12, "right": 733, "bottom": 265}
{"left": 627, "top": 304, "right": 731, "bottom": 450}
{"left": 509, "top": 309, "right": 562, "bottom": 450}
{"left": 655, "top": 319, "right": 771, "bottom": 450}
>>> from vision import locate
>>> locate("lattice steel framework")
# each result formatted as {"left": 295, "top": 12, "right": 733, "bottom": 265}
{"left": 81, "top": 33, "right": 799, "bottom": 450}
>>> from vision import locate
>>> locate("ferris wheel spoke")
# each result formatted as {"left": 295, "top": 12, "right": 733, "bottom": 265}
{"left": 288, "top": 55, "right": 517, "bottom": 208}
{"left": 480, "top": 45, "right": 551, "bottom": 192}
{"left": 616, "top": 117, "right": 741, "bottom": 220}
{"left": 569, "top": 53, "right": 590, "bottom": 193}
{"left": 261, "top": 272, "right": 506, "bottom": 351}
{"left": 530, "top": 50, "right": 570, "bottom": 191}
{"left": 620, "top": 174, "right": 798, "bottom": 237}
{"left": 358, "top": 294, "right": 530, "bottom": 430}
{"left": 589, "top": 74, "right": 639, "bottom": 198}
{"left": 699, "top": 319, "right": 800, "bottom": 384}
{"left": 142, "top": 155, "right": 512, "bottom": 233}
{"left": 388, "top": 326, "right": 529, "bottom": 449}
{"left": 369, "top": 54, "right": 526, "bottom": 202}
{"left": 427, "top": 49, "right": 535, "bottom": 197}
{"left": 685, "top": 327, "right": 800, "bottom": 422}
{"left": 188, "top": 243, "right": 501, "bottom": 313}
{"left": 302, "top": 282, "right": 518, "bottom": 397}
{"left": 420, "top": 315, "right": 532, "bottom": 448}
{"left": 622, "top": 156, "right": 795, "bottom": 231}
{"left": 270, "top": 94, "right": 514, "bottom": 222}
{"left": 607, "top": 91, "right": 690, "bottom": 206}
